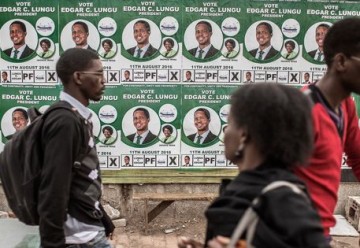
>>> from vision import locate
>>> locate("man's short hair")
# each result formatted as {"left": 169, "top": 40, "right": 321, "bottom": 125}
{"left": 285, "top": 40, "right": 295, "bottom": 49}
{"left": 184, "top": 155, "right": 190, "bottom": 160}
{"left": 102, "top": 126, "right": 113, "bottom": 135}
{"left": 73, "top": 21, "right": 89, "bottom": 33}
{"left": 246, "top": 71, "right": 252, "bottom": 76}
{"left": 323, "top": 18, "right": 360, "bottom": 67}
{"left": 162, "top": 125, "right": 173, "bottom": 134}
{"left": 10, "top": 20, "right": 26, "bottom": 32}
{"left": 186, "top": 70, "right": 192, "bottom": 75}
{"left": 304, "top": 72, "right": 310, "bottom": 77}
{"left": 134, "top": 107, "right": 150, "bottom": 119}
{"left": 195, "top": 108, "right": 210, "bottom": 120}
{"left": 56, "top": 48, "right": 99, "bottom": 85}
{"left": 102, "top": 39, "right": 113, "bottom": 48}
{"left": 40, "top": 39, "right": 51, "bottom": 48}
{"left": 2, "top": 71, "right": 8, "bottom": 76}
{"left": 134, "top": 20, "right": 150, "bottom": 32}
{"left": 124, "top": 155, "right": 130, "bottom": 160}
{"left": 163, "top": 38, "right": 174, "bottom": 47}
{"left": 13, "top": 108, "right": 28, "bottom": 120}
{"left": 225, "top": 39, "right": 236, "bottom": 48}
{"left": 196, "top": 21, "right": 212, "bottom": 32}
{"left": 257, "top": 22, "right": 273, "bottom": 35}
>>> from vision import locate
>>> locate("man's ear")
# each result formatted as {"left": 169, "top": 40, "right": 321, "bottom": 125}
{"left": 333, "top": 53, "right": 347, "bottom": 72}
{"left": 73, "top": 71, "right": 83, "bottom": 85}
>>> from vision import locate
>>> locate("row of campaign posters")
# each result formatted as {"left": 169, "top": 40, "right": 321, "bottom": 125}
{"left": 1, "top": 0, "right": 359, "bottom": 169}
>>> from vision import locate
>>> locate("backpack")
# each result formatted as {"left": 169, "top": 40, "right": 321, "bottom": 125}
{"left": 227, "top": 181, "right": 308, "bottom": 248}
{"left": 0, "top": 102, "right": 84, "bottom": 225}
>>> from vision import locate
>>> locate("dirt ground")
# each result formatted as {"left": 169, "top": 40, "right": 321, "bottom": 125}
{"left": 123, "top": 201, "right": 207, "bottom": 239}
{"left": 110, "top": 202, "right": 360, "bottom": 248}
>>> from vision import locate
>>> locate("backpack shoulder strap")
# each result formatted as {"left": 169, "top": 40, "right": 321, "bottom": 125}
{"left": 40, "top": 101, "right": 90, "bottom": 169}
{"left": 227, "top": 181, "right": 307, "bottom": 248}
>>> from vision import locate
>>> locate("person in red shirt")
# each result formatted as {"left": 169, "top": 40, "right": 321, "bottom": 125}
{"left": 294, "top": 17, "right": 360, "bottom": 240}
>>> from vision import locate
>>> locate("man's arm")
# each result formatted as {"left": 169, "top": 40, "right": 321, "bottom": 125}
{"left": 38, "top": 110, "right": 82, "bottom": 247}
{"left": 343, "top": 97, "right": 360, "bottom": 180}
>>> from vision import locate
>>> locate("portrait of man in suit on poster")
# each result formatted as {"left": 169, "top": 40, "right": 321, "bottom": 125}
{"left": 188, "top": 21, "right": 219, "bottom": 60}
{"left": 126, "top": 107, "right": 157, "bottom": 145}
{"left": 4, "top": 20, "right": 35, "bottom": 60}
{"left": 249, "top": 21, "right": 279, "bottom": 61}
{"left": 307, "top": 23, "right": 330, "bottom": 62}
{"left": 127, "top": 20, "right": 158, "bottom": 59}
{"left": 187, "top": 108, "right": 217, "bottom": 145}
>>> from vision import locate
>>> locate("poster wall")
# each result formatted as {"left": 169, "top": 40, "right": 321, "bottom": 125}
{"left": 1, "top": 0, "right": 359, "bottom": 172}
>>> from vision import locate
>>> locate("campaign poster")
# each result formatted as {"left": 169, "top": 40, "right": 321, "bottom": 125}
{"left": 0, "top": 85, "right": 60, "bottom": 149}
{"left": 118, "top": 0, "right": 182, "bottom": 84}
{"left": 181, "top": 84, "right": 238, "bottom": 168}
{"left": 87, "top": 85, "right": 123, "bottom": 169}
{"left": 182, "top": 0, "right": 242, "bottom": 84}
{"left": 0, "top": 0, "right": 58, "bottom": 85}
{"left": 118, "top": 84, "right": 181, "bottom": 168}
{"left": 59, "top": 0, "right": 121, "bottom": 85}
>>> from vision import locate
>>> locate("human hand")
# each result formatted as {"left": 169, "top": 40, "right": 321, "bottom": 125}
{"left": 207, "top": 236, "right": 246, "bottom": 248}
{"left": 177, "top": 236, "right": 204, "bottom": 248}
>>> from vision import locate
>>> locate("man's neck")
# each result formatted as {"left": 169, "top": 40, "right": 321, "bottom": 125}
{"left": 316, "top": 73, "right": 350, "bottom": 111}
{"left": 63, "top": 87, "right": 89, "bottom": 106}
{"left": 13, "top": 43, "right": 25, "bottom": 50}
{"left": 198, "top": 43, "right": 210, "bottom": 50}
{"left": 76, "top": 44, "right": 88, "bottom": 49}
{"left": 137, "top": 42, "right": 149, "bottom": 49}
{"left": 197, "top": 129, "right": 208, "bottom": 136}
{"left": 136, "top": 129, "right": 148, "bottom": 136}
{"left": 259, "top": 43, "right": 270, "bottom": 51}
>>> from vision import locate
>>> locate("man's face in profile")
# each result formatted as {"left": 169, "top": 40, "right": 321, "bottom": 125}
{"left": 315, "top": 26, "right": 328, "bottom": 49}
{"left": 12, "top": 110, "right": 28, "bottom": 131}
{"left": 10, "top": 23, "right": 26, "bottom": 46}
{"left": 194, "top": 110, "right": 210, "bottom": 132}
{"left": 133, "top": 22, "right": 150, "bottom": 46}
{"left": 72, "top": 24, "right": 88, "bottom": 47}
{"left": 256, "top": 24, "right": 271, "bottom": 48}
{"left": 195, "top": 23, "right": 212, "bottom": 47}
{"left": 133, "top": 110, "right": 149, "bottom": 132}
{"left": 79, "top": 59, "right": 105, "bottom": 102}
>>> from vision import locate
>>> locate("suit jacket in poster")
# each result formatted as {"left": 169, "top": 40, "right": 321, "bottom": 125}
{"left": 127, "top": 44, "right": 158, "bottom": 58}
{"left": 126, "top": 131, "right": 157, "bottom": 145}
{"left": 4, "top": 45, "right": 34, "bottom": 59}
{"left": 249, "top": 46, "right": 278, "bottom": 60}
{"left": 188, "top": 45, "right": 219, "bottom": 59}
{"left": 187, "top": 131, "right": 217, "bottom": 144}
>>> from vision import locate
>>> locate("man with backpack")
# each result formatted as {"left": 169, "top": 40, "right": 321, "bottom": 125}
{"left": 39, "top": 48, "right": 110, "bottom": 247}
